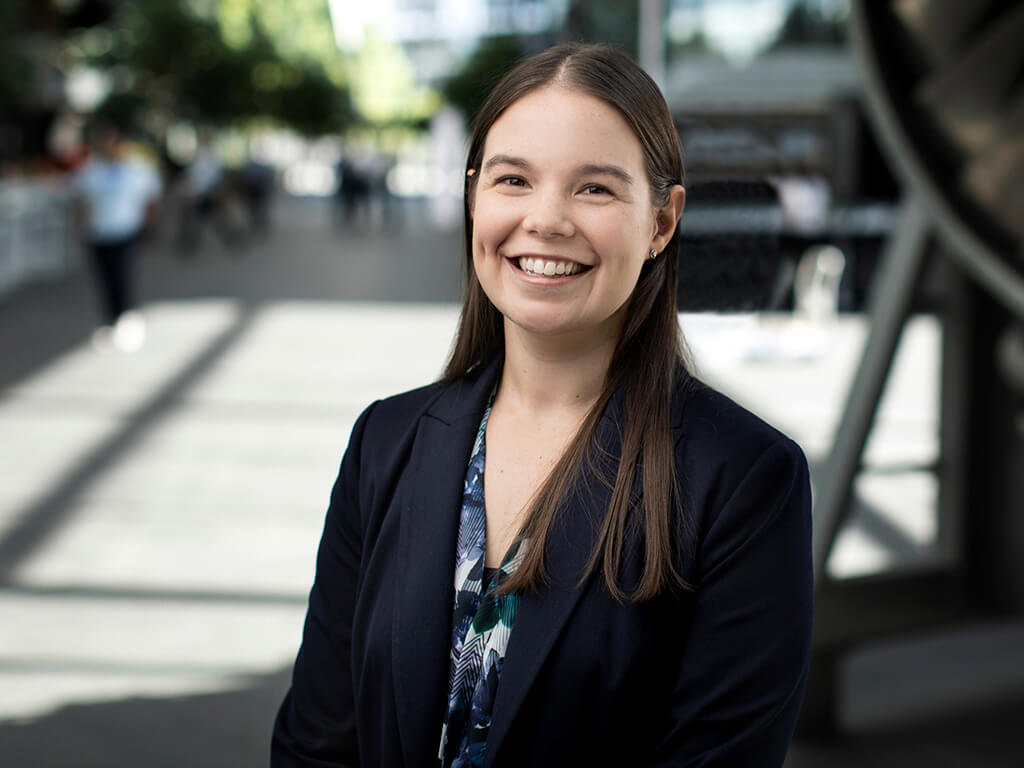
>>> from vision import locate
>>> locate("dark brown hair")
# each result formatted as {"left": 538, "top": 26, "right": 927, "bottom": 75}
{"left": 443, "top": 43, "right": 694, "bottom": 602}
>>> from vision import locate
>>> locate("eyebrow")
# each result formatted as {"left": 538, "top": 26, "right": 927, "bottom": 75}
{"left": 482, "top": 155, "right": 635, "bottom": 185}
{"left": 577, "top": 163, "right": 635, "bottom": 185}
{"left": 482, "top": 154, "right": 531, "bottom": 173}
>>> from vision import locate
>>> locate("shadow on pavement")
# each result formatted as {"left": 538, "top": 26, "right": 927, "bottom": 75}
{"left": 0, "top": 667, "right": 291, "bottom": 768}
{"left": 0, "top": 275, "right": 96, "bottom": 392}
{"left": 0, "top": 664, "right": 1020, "bottom": 768}
{"left": 0, "top": 304, "right": 259, "bottom": 583}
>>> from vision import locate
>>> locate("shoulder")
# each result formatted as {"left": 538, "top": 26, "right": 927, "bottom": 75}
{"left": 357, "top": 359, "right": 498, "bottom": 437}
{"left": 356, "top": 380, "right": 447, "bottom": 443}
{"left": 344, "top": 361, "right": 497, "bottom": 484}
{"left": 349, "top": 367, "right": 486, "bottom": 456}
{"left": 338, "top": 372, "right": 492, "bottom": 523}
{"left": 328, "top": 381, "right": 447, "bottom": 513}
{"left": 125, "top": 157, "right": 161, "bottom": 188}
{"left": 672, "top": 376, "right": 806, "bottom": 480}
{"left": 670, "top": 377, "right": 811, "bottom": 571}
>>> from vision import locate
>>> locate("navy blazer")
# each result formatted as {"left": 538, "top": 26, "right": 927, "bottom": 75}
{"left": 272, "top": 358, "right": 813, "bottom": 768}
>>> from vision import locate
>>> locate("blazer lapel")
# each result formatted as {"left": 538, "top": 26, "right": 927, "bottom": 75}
{"left": 392, "top": 359, "right": 503, "bottom": 768}
{"left": 484, "top": 390, "right": 628, "bottom": 768}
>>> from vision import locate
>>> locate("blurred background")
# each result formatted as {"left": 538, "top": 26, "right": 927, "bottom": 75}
{"left": 1, "top": 1, "right": 1023, "bottom": 765}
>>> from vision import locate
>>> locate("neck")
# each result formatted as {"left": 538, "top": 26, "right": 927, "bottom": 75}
{"left": 497, "top": 318, "right": 620, "bottom": 417}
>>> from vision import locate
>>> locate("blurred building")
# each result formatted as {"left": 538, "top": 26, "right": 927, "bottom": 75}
{"left": 330, "top": 0, "right": 566, "bottom": 85}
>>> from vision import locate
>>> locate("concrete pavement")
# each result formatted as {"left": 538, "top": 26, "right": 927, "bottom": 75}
{"left": 1, "top": 195, "right": 1022, "bottom": 766}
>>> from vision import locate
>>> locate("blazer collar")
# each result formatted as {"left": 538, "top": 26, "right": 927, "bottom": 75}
{"left": 392, "top": 356, "right": 504, "bottom": 767}
{"left": 426, "top": 356, "right": 505, "bottom": 425}
{"left": 392, "top": 356, "right": 634, "bottom": 768}
{"left": 483, "top": 384, "right": 628, "bottom": 768}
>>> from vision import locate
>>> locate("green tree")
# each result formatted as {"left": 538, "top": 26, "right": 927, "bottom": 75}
{"left": 0, "top": 2, "right": 75, "bottom": 117}
{"left": 87, "top": 0, "right": 351, "bottom": 135}
{"left": 346, "top": 28, "right": 439, "bottom": 127}
{"left": 0, "top": 3, "right": 34, "bottom": 115}
{"left": 0, "top": 2, "right": 82, "bottom": 163}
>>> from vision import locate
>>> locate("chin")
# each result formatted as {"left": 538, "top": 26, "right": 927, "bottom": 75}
{"left": 503, "top": 310, "right": 568, "bottom": 335}
{"left": 504, "top": 309, "right": 599, "bottom": 339}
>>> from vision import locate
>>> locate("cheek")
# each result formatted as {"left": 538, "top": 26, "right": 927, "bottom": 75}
{"left": 586, "top": 211, "right": 648, "bottom": 265}
{"left": 471, "top": 236, "right": 488, "bottom": 280}
{"left": 473, "top": 195, "right": 519, "bottom": 253}
{"left": 471, "top": 228, "right": 496, "bottom": 284}
{"left": 471, "top": 201, "right": 508, "bottom": 288}
{"left": 605, "top": 216, "right": 653, "bottom": 289}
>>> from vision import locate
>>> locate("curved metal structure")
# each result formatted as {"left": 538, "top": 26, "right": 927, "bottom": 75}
{"left": 804, "top": 0, "right": 1024, "bottom": 735}
{"left": 816, "top": 0, "right": 1024, "bottom": 578}
{"left": 849, "top": 0, "right": 1024, "bottom": 317}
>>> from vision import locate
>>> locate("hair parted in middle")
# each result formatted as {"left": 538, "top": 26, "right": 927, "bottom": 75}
{"left": 443, "top": 42, "right": 696, "bottom": 602}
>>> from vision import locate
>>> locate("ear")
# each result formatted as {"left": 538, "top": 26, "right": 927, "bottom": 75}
{"left": 466, "top": 168, "right": 478, "bottom": 219}
{"left": 650, "top": 185, "right": 686, "bottom": 253}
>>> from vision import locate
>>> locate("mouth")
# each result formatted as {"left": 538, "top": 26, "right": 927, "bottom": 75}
{"left": 510, "top": 255, "right": 592, "bottom": 278}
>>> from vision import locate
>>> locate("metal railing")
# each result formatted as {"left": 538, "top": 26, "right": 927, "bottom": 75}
{"left": 0, "top": 180, "right": 78, "bottom": 298}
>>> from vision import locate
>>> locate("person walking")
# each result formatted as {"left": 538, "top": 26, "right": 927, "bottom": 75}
{"left": 71, "top": 119, "right": 161, "bottom": 352}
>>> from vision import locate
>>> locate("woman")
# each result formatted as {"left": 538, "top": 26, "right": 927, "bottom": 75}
{"left": 273, "top": 43, "right": 812, "bottom": 768}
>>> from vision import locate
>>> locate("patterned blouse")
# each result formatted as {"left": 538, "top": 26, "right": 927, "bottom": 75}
{"left": 438, "top": 394, "right": 525, "bottom": 768}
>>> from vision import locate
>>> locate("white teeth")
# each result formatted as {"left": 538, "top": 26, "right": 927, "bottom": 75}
{"left": 517, "top": 257, "right": 583, "bottom": 277}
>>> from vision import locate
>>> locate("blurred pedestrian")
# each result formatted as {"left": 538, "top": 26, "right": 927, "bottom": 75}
{"left": 71, "top": 118, "right": 161, "bottom": 353}
{"left": 334, "top": 151, "right": 370, "bottom": 229}
{"left": 177, "top": 130, "right": 243, "bottom": 253}
{"left": 240, "top": 154, "right": 275, "bottom": 236}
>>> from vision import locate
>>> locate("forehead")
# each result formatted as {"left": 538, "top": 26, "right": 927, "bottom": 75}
{"left": 482, "top": 86, "right": 645, "bottom": 175}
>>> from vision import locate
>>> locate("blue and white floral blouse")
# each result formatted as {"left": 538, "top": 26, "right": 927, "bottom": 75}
{"left": 439, "top": 394, "right": 525, "bottom": 768}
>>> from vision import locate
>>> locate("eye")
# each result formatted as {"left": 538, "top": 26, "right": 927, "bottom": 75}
{"left": 497, "top": 176, "right": 526, "bottom": 187}
{"left": 581, "top": 184, "right": 611, "bottom": 196}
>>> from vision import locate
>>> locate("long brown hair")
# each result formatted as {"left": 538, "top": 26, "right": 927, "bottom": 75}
{"left": 443, "top": 43, "right": 694, "bottom": 602}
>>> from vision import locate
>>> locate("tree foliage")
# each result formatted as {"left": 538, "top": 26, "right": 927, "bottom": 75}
{"left": 0, "top": 3, "right": 37, "bottom": 114}
{"left": 87, "top": 0, "right": 352, "bottom": 135}
{"left": 346, "top": 28, "right": 440, "bottom": 128}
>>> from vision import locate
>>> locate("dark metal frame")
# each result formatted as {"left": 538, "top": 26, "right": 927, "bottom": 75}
{"left": 801, "top": 0, "right": 1024, "bottom": 736}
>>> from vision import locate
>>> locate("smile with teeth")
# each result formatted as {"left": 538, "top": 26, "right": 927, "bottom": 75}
{"left": 517, "top": 256, "right": 588, "bottom": 277}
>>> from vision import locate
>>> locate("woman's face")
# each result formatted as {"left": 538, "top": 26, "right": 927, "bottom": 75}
{"left": 470, "top": 85, "right": 675, "bottom": 345}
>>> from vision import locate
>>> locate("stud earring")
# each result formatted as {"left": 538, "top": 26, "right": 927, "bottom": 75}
{"left": 649, "top": 249, "right": 658, "bottom": 260}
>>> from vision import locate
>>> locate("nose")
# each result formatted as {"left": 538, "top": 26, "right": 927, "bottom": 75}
{"left": 521, "top": 189, "right": 575, "bottom": 238}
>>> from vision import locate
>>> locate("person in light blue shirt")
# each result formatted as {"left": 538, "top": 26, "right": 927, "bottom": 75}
{"left": 72, "top": 119, "right": 161, "bottom": 352}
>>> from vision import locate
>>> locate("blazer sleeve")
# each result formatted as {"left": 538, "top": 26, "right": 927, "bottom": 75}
{"left": 271, "top": 402, "right": 377, "bottom": 768}
{"left": 650, "top": 437, "right": 813, "bottom": 767}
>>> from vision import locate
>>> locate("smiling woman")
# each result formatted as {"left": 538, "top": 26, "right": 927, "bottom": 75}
{"left": 273, "top": 43, "right": 812, "bottom": 768}
{"left": 470, "top": 86, "right": 679, "bottom": 345}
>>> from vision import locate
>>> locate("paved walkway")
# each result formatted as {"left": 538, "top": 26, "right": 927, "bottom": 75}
{"left": 0, "top": 196, "right": 1021, "bottom": 766}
